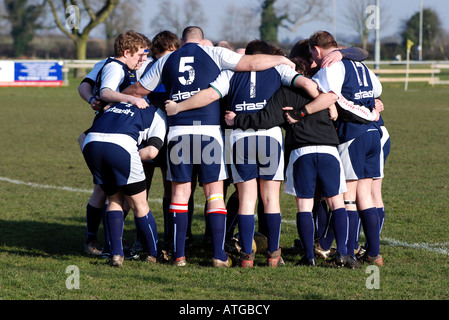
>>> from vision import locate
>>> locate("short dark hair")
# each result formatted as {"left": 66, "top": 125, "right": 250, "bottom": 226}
{"left": 289, "top": 39, "right": 311, "bottom": 59}
{"left": 245, "top": 39, "right": 272, "bottom": 55}
{"left": 181, "top": 26, "right": 204, "bottom": 41}
{"left": 151, "top": 30, "right": 180, "bottom": 57}
{"left": 309, "top": 31, "right": 338, "bottom": 50}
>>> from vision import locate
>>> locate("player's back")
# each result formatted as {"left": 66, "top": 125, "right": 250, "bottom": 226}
{"left": 228, "top": 68, "right": 282, "bottom": 115}
{"left": 161, "top": 43, "right": 223, "bottom": 127}
{"left": 89, "top": 103, "right": 159, "bottom": 143}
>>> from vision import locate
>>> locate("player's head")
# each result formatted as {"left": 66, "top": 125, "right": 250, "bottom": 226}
{"left": 290, "top": 57, "right": 308, "bottom": 76}
{"left": 289, "top": 39, "right": 318, "bottom": 76}
{"left": 114, "top": 30, "right": 150, "bottom": 70}
{"left": 181, "top": 26, "right": 204, "bottom": 45}
{"left": 308, "top": 31, "right": 338, "bottom": 66}
{"left": 151, "top": 30, "right": 180, "bottom": 59}
{"left": 215, "top": 40, "right": 235, "bottom": 51}
{"left": 245, "top": 39, "right": 273, "bottom": 55}
{"left": 200, "top": 39, "right": 213, "bottom": 47}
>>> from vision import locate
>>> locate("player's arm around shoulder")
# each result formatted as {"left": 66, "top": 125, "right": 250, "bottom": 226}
{"left": 100, "top": 88, "right": 149, "bottom": 109}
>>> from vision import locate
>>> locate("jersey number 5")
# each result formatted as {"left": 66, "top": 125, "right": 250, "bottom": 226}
{"left": 178, "top": 57, "right": 195, "bottom": 85}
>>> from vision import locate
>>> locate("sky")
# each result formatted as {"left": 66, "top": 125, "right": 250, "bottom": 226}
{"left": 143, "top": 0, "right": 449, "bottom": 44}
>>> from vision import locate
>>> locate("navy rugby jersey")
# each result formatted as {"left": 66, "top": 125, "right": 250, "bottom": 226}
{"left": 92, "top": 58, "right": 137, "bottom": 97}
{"left": 313, "top": 59, "right": 382, "bottom": 143}
{"left": 88, "top": 102, "right": 166, "bottom": 147}
{"left": 340, "top": 59, "right": 375, "bottom": 110}
{"left": 211, "top": 65, "right": 299, "bottom": 118}
{"left": 139, "top": 43, "right": 242, "bottom": 127}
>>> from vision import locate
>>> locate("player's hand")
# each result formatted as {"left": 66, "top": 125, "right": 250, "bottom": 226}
{"left": 90, "top": 96, "right": 103, "bottom": 111}
{"left": 225, "top": 110, "right": 236, "bottom": 126}
{"left": 283, "top": 57, "right": 296, "bottom": 70}
{"left": 321, "top": 50, "right": 343, "bottom": 69}
{"left": 328, "top": 104, "right": 338, "bottom": 121}
{"left": 164, "top": 100, "right": 179, "bottom": 116}
{"left": 129, "top": 97, "right": 149, "bottom": 109}
{"left": 374, "top": 109, "right": 380, "bottom": 122}
{"left": 282, "top": 106, "right": 299, "bottom": 124}
{"left": 374, "top": 98, "right": 384, "bottom": 113}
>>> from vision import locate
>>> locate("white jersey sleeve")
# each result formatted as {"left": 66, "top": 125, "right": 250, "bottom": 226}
{"left": 368, "top": 68, "right": 382, "bottom": 98}
{"left": 209, "top": 69, "right": 234, "bottom": 98}
{"left": 312, "top": 62, "right": 346, "bottom": 97}
{"left": 100, "top": 61, "right": 126, "bottom": 92}
{"left": 200, "top": 45, "right": 243, "bottom": 71}
{"left": 141, "top": 107, "right": 167, "bottom": 144}
{"left": 139, "top": 53, "right": 171, "bottom": 92}
{"left": 85, "top": 58, "right": 108, "bottom": 81}
{"left": 136, "top": 59, "right": 152, "bottom": 81}
{"left": 275, "top": 64, "right": 300, "bottom": 86}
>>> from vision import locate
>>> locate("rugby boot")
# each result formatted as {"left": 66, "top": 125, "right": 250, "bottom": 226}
{"left": 213, "top": 255, "right": 232, "bottom": 268}
{"left": 344, "top": 255, "right": 361, "bottom": 269}
{"left": 314, "top": 240, "right": 331, "bottom": 259}
{"left": 110, "top": 255, "right": 124, "bottom": 267}
{"left": 84, "top": 241, "right": 102, "bottom": 256}
{"left": 173, "top": 256, "right": 187, "bottom": 266}
{"left": 266, "top": 248, "right": 285, "bottom": 267}
{"left": 146, "top": 255, "right": 158, "bottom": 264}
{"left": 296, "top": 256, "right": 316, "bottom": 267}
{"left": 240, "top": 251, "right": 255, "bottom": 268}
{"left": 362, "top": 253, "right": 384, "bottom": 267}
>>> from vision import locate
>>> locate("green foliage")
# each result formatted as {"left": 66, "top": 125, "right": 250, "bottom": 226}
{"left": 260, "top": 0, "right": 282, "bottom": 43}
{"left": 401, "top": 8, "right": 443, "bottom": 59}
{"left": 4, "top": 0, "right": 46, "bottom": 57}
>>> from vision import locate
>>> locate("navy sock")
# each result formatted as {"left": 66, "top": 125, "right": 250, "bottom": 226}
{"left": 225, "top": 193, "right": 239, "bottom": 241}
{"left": 102, "top": 206, "right": 110, "bottom": 253}
{"left": 314, "top": 200, "right": 328, "bottom": 239}
{"left": 187, "top": 196, "right": 194, "bottom": 239}
{"left": 359, "top": 208, "right": 380, "bottom": 257}
{"left": 106, "top": 210, "right": 124, "bottom": 256}
{"left": 170, "top": 203, "right": 188, "bottom": 260}
{"left": 208, "top": 209, "right": 228, "bottom": 261}
{"left": 163, "top": 197, "right": 172, "bottom": 245}
{"left": 316, "top": 202, "right": 334, "bottom": 250}
{"left": 331, "top": 208, "right": 348, "bottom": 256}
{"left": 296, "top": 212, "right": 315, "bottom": 260}
{"left": 347, "top": 210, "right": 359, "bottom": 257}
{"left": 86, "top": 204, "right": 103, "bottom": 243}
{"left": 378, "top": 207, "right": 385, "bottom": 235}
{"left": 135, "top": 211, "right": 158, "bottom": 257}
{"left": 238, "top": 214, "right": 255, "bottom": 254}
{"left": 264, "top": 213, "right": 281, "bottom": 253}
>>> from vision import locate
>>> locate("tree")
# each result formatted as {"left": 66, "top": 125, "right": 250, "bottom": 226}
{"left": 259, "top": 0, "right": 325, "bottom": 43}
{"left": 46, "top": 0, "right": 120, "bottom": 77}
{"left": 3, "top": 0, "right": 46, "bottom": 57}
{"left": 103, "top": 0, "right": 142, "bottom": 47}
{"left": 220, "top": 4, "right": 259, "bottom": 42}
{"left": 150, "top": 0, "right": 207, "bottom": 37}
{"left": 401, "top": 8, "right": 443, "bottom": 60}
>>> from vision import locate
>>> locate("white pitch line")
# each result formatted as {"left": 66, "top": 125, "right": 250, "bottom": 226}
{"left": 2, "top": 176, "right": 448, "bottom": 256}
{"left": 381, "top": 237, "right": 449, "bottom": 256}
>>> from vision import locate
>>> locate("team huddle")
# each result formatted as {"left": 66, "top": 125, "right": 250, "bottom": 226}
{"left": 78, "top": 26, "right": 390, "bottom": 269}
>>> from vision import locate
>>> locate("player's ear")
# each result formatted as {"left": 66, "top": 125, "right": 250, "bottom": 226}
{"left": 123, "top": 49, "right": 131, "bottom": 58}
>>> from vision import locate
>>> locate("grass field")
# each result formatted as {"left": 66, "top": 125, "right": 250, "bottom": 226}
{"left": 1, "top": 74, "right": 449, "bottom": 304}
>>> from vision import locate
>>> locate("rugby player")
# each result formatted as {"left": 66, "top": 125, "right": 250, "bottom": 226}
{"left": 82, "top": 101, "right": 167, "bottom": 267}
{"left": 309, "top": 31, "right": 384, "bottom": 266}
{"left": 77, "top": 30, "right": 151, "bottom": 257}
